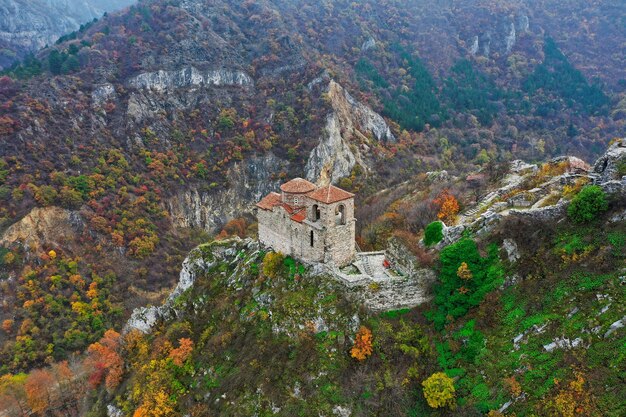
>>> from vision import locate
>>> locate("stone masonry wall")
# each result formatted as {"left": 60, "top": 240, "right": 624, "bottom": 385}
{"left": 257, "top": 207, "right": 325, "bottom": 263}
{"left": 257, "top": 196, "right": 356, "bottom": 267}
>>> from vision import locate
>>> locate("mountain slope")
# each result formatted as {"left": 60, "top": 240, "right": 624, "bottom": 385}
{"left": 0, "top": 0, "right": 624, "bottom": 402}
{"left": 0, "top": 0, "right": 136, "bottom": 69}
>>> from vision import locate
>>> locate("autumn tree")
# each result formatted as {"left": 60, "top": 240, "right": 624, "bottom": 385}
{"left": 24, "top": 369, "right": 54, "bottom": 414}
{"left": 351, "top": 326, "right": 373, "bottom": 361}
{"left": 2, "top": 319, "right": 14, "bottom": 334}
{"left": 456, "top": 262, "right": 473, "bottom": 280}
{"left": 0, "top": 374, "right": 28, "bottom": 417}
{"left": 86, "top": 329, "right": 123, "bottom": 392}
{"left": 261, "top": 252, "right": 285, "bottom": 279}
{"left": 422, "top": 372, "right": 456, "bottom": 409}
{"left": 434, "top": 189, "right": 460, "bottom": 224}
{"left": 169, "top": 338, "right": 193, "bottom": 366}
{"left": 541, "top": 371, "right": 596, "bottom": 417}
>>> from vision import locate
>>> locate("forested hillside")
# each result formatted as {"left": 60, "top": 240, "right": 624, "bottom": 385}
{"left": 0, "top": 1, "right": 624, "bottom": 415}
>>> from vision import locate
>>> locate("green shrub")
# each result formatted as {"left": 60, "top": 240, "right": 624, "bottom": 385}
{"left": 567, "top": 185, "right": 608, "bottom": 223}
{"left": 424, "top": 221, "right": 444, "bottom": 246}
{"left": 429, "top": 237, "right": 504, "bottom": 329}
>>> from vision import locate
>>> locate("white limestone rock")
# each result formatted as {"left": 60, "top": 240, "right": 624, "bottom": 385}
{"left": 604, "top": 316, "right": 626, "bottom": 338}
{"left": 305, "top": 80, "right": 394, "bottom": 185}
{"left": 543, "top": 337, "right": 584, "bottom": 352}
{"left": 593, "top": 138, "right": 626, "bottom": 183}
{"left": 128, "top": 67, "right": 253, "bottom": 92}
{"left": 92, "top": 83, "right": 117, "bottom": 107}
{"left": 502, "top": 239, "right": 520, "bottom": 263}
{"left": 167, "top": 153, "right": 287, "bottom": 232}
{"left": 107, "top": 404, "right": 124, "bottom": 417}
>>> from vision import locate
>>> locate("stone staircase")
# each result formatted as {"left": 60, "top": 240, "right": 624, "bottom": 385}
{"left": 360, "top": 255, "right": 374, "bottom": 276}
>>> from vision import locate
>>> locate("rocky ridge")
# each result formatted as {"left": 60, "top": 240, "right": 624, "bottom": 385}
{"left": 441, "top": 138, "right": 626, "bottom": 245}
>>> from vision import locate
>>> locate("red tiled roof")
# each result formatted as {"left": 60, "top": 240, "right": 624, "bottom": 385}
{"left": 280, "top": 177, "right": 316, "bottom": 194}
{"left": 307, "top": 184, "right": 354, "bottom": 204}
{"left": 290, "top": 209, "right": 306, "bottom": 223}
{"left": 256, "top": 192, "right": 281, "bottom": 210}
{"left": 281, "top": 203, "right": 297, "bottom": 214}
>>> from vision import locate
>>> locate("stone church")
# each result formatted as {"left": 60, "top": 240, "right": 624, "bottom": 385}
{"left": 255, "top": 178, "right": 356, "bottom": 267}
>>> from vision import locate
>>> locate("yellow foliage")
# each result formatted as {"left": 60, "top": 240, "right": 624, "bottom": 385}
{"left": 71, "top": 301, "right": 89, "bottom": 315}
{"left": 542, "top": 371, "right": 595, "bottom": 417}
{"left": 422, "top": 372, "right": 456, "bottom": 409}
{"left": 47, "top": 250, "right": 57, "bottom": 259}
{"left": 456, "top": 262, "right": 473, "bottom": 280}
{"left": 261, "top": 252, "right": 285, "bottom": 279}
{"left": 3, "top": 251, "right": 15, "bottom": 264}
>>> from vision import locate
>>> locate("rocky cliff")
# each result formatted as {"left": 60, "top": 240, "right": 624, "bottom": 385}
{"left": 306, "top": 79, "right": 395, "bottom": 185}
{"left": 167, "top": 153, "right": 287, "bottom": 232}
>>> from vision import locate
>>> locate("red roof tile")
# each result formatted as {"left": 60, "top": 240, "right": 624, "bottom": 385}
{"left": 290, "top": 209, "right": 306, "bottom": 223}
{"left": 280, "top": 177, "right": 316, "bottom": 194}
{"left": 307, "top": 184, "right": 354, "bottom": 204}
{"left": 256, "top": 192, "right": 281, "bottom": 210}
{"left": 281, "top": 203, "right": 297, "bottom": 214}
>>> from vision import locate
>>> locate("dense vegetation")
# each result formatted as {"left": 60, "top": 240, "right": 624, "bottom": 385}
{"left": 0, "top": 0, "right": 624, "bottom": 415}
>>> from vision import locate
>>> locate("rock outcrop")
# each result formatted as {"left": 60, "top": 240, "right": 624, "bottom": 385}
{"left": 593, "top": 139, "right": 626, "bottom": 183}
{"left": 128, "top": 67, "right": 253, "bottom": 92}
{"left": 442, "top": 139, "right": 626, "bottom": 246}
{"left": 167, "top": 153, "right": 287, "bottom": 232}
{"left": 125, "top": 238, "right": 255, "bottom": 333}
{"left": 305, "top": 80, "right": 394, "bottom": 185}
{"left": 0, "top": 206, "right": 85, "bottom": 253}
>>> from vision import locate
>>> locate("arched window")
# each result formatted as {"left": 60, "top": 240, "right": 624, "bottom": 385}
{"left": 312, "top": 204, "right": 321, "bottom": 221}
{"left": 335, "top": 204, "right": 346, "bottom": 225}
{"left": 310, "top": 230, "right": 314, "bottom": 247}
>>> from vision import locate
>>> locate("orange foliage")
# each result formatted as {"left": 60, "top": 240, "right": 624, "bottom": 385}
{"left": 168, "top": 338, "right": 194, "bottom": 366}
{"left": 24, "top": 369, "right": 54, "bottom": 414}
{"left": 217, "top": 217, "right": 248, "bottom": 239}
{"left": 504, "top": 376, "right": 522, "bottom": 397}
{"left": 543, "top": 371, "right": 596, "bottom": 417}
{"left": 434, "top": 190, "right": 460, "bottom": 224}
{"left": 86, "top": 329, "right": 123, "bottom": 391}
{"left": 86, "top": 282, "right": 98, "bottom": 299}
{"left": 1, "top": 319, "right": 13, "bottom": 334}
{"left": 351, "top": 326, "right": 373, "bottom": 361}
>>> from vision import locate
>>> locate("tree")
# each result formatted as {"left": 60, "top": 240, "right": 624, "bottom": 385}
{"left": 2, "top": 319, "right": 14, "bottom": 334}
{"left": 456, "top": 262, "right": 473, "bottom": 280}
{"left": 0, "top": 374, "right": 28, "bottom": 417}
{"left": 422, "top": 372, "right": 455, "bottom": 409}
{"left": 424, "top": 221, "right": 443, "bottom": 246}
{"left": 24, "top": 369, "right": 54, "bottom": 414}
{"left": 434, "top": 190, "right": 460, "bottom": 224}
{"left": 350, "top": 326, "right": 373, "bottom": 361}
{"left": 261, "top": 252, "right": 285, "bottom": 279}
{"left": 567, "top": 185, "right": 608, "bottom": 223}
{"left": 430, "top": 237, "right": 504, "bottom": 329}
{"left": 86, "top": 329, "right": 123, "bottom": 391}
{"left": 542, "top": 371, "right": 596, "bottom": 417}
{"left": 169, "top": 338, "right": 193, "bottom": 366}
{"left": 48, "top": 51, "right": 64, "bottom": 75}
